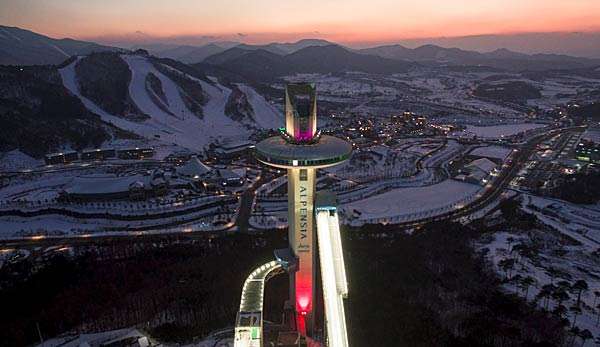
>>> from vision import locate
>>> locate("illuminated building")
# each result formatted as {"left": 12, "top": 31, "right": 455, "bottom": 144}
{"left": 575, "top": 141, "right": 600, "bottom": 164}
{"left": 235, "top": 83, "right": 352, "bottom": 346}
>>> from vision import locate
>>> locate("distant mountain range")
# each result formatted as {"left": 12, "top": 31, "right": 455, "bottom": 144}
{"left": 199, "top": 44, "right": 414, "bottom": 82}
{"left": 0, "top": 26, "right": 121, "bottom": 65}
{"left": 138, "top": 38, "right": 332, "bottom": 64}
{"left": 136, "top": 43, "right": 230, "bottom": 64}
{"left": 359, "top": 44, "right": 600, "bottom": 71}
{"left": 1, "top": 25, "right": 600, "bottom": 74}
{"left": 112, "top": 36, "right": 600, "bottom": 73}
{"left": 390, "top": 32, "right": 600, "bottom": 59}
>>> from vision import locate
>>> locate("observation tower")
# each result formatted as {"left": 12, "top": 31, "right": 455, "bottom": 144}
{"left": 255, "top": 84, "right": 351, "bottom": 336}
{"left": 235, "top": 83, "right": 351, "bottom": 347}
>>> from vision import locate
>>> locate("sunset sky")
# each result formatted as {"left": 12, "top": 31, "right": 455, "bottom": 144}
{"left": 1, "top": 0, "right": 600, "bottom": 46}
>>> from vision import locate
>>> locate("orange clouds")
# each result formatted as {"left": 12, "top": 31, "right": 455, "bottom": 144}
{"left": 1, "top": 0, "right": 599, "bottom": 45}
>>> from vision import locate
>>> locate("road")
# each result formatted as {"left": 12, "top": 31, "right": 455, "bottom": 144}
{"left": 0, "top": 127, "right": 581, "bottom": 248}
{"left": 383, "top": 126, "right": 583, "bottom": 230}
{"left": 235, "top": 170, "right": 271, "bottom": 232}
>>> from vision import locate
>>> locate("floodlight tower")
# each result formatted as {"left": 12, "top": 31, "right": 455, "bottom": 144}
{"left": 255, "top": 83, "right": 352, "bottom": 336}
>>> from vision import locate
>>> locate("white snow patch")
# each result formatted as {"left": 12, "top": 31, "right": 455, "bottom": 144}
{"left": 60, "top": 55, "right": 256, "bottom": 150}
{"left": 0, "top": 150, "right": 42, "bottom": 171}
{"left": 59, "top": 57, "right": 172, "bottom": 144}
{"left": 237, "top": 84, "right": 282, "bottom": 129}
{"left": 343, "top": 179, "right": 481, "bottom": 220}
{"left": 452, "top": 123, "right": 547, "bottom": 139}
{"left": 0, "top": 27, "right": 21, "bottom": 41}
{"left": 47, "top": 43, "right": 69, "bottom": 57}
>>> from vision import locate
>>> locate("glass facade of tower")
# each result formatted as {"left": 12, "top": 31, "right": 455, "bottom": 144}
{"left": 285, "top": 83, "right": 317, "bottom": 142}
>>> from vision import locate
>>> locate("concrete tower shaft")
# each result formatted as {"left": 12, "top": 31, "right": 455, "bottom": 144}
{"left": 287, "top": 167, "right": 316, "bottom": 332}
{"left": 254, "top": 83, "right": 352, "bottom": 339}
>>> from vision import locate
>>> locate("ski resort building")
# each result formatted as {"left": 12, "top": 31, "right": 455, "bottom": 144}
{"left": 462, "top": 158, "right": 498, "bottom": 185}
{"left": 576, "top": 128, "right": 600, "bottom": 164}
{"left": 176, "top": 156, "right": 212, "bottom": 179}
{"left": 44, "top": 151, "right": 79, "bottom": 165}
{"left": 210, "top": 140, "right": 255, "bottom": 162}
{"left": 60, "top": 171, "right": 168, "bottom": 202}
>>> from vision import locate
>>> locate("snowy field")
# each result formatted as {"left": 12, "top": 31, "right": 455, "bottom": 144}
{"left": 479, "top": 194, "right": 600, "bottom": 341}
{"left": 0, "top": 211, "right": 232, "bottom": 240}
{"left": 37, "top": 328, "right": 155, "bottom": 347}
{"left": 452, "top": 123, "right": 547, "bottom": 139}
{"left": 0, "top": 150, "right": 42, "bottom": 172}
{"left": 0, "top": 248, "right": 30, "bottom": 269}
{"left": 37, "top": 327, "right": 232, "bottom": 347}
{"left": 342, "top": 179, "right": 481, "bottom": 221}
{"left": 236, "top": 84, "right": 283, "bottom": 129}
{"left": 325, "top": 145, "right": 419, "bottom": 182}
{"left": 59, "top": 55, "right": 281, "bottom": 151}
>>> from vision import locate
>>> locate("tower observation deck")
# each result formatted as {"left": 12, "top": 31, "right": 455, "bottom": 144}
{"left": 234, "top": 83, "right": 352, "bottom": 347}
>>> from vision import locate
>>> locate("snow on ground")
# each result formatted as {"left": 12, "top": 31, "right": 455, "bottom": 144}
{"left": 250, "top": 210, "right": 288, "bottom": 230}
{"left": 325, "top": 144, "right": 419, "bottom": 182}
{"left": 60, "top": 55, "right": 280, "bottom": 151}
{"left": 342, "top": 179, "right": 481, "bottom": 221}
{"left": 0, "top": 214, "right": 117, "bottom": 238}
{"left": 37, "top": 326, "right": 232, "bottom": 347}
{"left": 523, "top": 194, "right": 600, "bottom": 248}
{"left": 284, "top": 74, "right": 398, "bottom": 97}
{"left": 123, "top": 55, "right": 249, "bottom": 148}
{"left": 479, "top": 194, "right": 600, "bottom": 341}
{"left": 0, "top": 175, "right": 73, "bottom": 201}
{"left": 37, "top": 328, "right": 155, "bottom": 347}
{"left": 60, "top": 57, "right": 175, "bottom": 145}
{"left": 469, "top": 145, "right": 513, "bottom": 161}
{"left": 0, "top": 209, "right": 231, "bottom": 240}
{"left": 481, "top": 226, "right": 600, "bottom": 341}
{"left": 0, "top": 150, "right": 42, "bottom": 172}
{"left": 237, "top": 84, "right": 282, "bottom": 129}
{"left": 452, "top": 123, "right": 547, "bottom": 139}
{"left": 183, "top": 338, "right": 232, "bottom": 347}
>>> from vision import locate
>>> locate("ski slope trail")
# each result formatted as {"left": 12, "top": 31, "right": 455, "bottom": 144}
{"left": 175, "top": 69, "right": 256, "bottom": 141}
{"left": 123, "top": 55, "right": 207, "bottom": 148}
{"left": 237, "top": 84, "right": 283, "bottom": 129}
{"left": 124, "top": 55, "right": 253, "bottom": 148}
{"left": 59, "top": 57, "right": 172, "bottom": 143}
{"left": 61, "top": 54, "right": 281, "bottom": 150}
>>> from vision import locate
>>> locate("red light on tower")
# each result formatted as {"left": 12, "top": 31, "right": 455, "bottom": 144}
{"left": 297, "top": 293, "right": 311, "bottom": 312}
{"left": 296, "top": 269, "right": 313, "bottom": 316}
{"left": 296, "top": 272, "right": 313, "bottom": 335}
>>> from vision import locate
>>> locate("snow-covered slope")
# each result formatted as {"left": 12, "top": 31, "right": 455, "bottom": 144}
{"left": 60, "top": 57, "right": 171, "bottom": 145}
{"left": 0, "top": 150, "right": 42, "bottom": 171}
{"left": 237, "top": 84, "right": 283, "bottom": 129}
{"left": 60, "top": 54, "right": 282, "bottom": 150}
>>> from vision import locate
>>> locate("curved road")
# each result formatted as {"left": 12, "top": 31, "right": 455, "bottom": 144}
{"left": 0, "top": 127, "right": 581, "bottom": 247}
{"left": 383, "top": 126, "right": 582, "bottom": 231}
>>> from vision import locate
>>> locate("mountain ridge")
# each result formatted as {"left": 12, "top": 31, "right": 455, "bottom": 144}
{"left": 0, "top": 25, "right": 122, "bottom": 66}
{"left": 201, "top": 44, "right": 415, "bottom": 81}
{"left": 359, "top": 43, "right": 600, "bottom": 71}
{"left": 3, "top": 26, "right": 599, "bottom": 72}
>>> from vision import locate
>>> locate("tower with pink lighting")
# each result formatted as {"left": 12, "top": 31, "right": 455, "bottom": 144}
{"left": 254, "top": 83, "right": 352, "bottom": 338}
